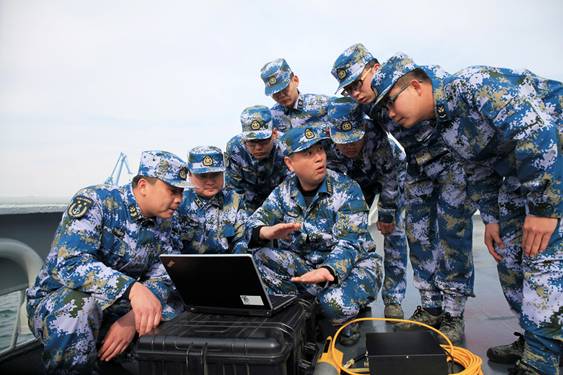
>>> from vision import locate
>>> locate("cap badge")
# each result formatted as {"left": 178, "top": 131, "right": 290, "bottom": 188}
{"left": 179, "top": 167, "right": 187, "bottom": 180}
{"left": 341, "top": 121, "right": 352, "bottom": 131}
{"left": 202, "top": 156, "right": 213, "bottom": 167}
{"left": 337, "top": 68, "right": 347, "bottom": 80}
{"left": 304, "top": 128, "right": 315, "bottom": 140}
{"left": 268, "top": 76, "right": 277, "bottom": 86}
{"left": 250, "top": 120, "right": 261, "bottom": 130}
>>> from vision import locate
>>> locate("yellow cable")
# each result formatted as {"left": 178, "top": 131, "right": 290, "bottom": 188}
{"left": 328, "top": 317, "right": 483, "bottom": 375}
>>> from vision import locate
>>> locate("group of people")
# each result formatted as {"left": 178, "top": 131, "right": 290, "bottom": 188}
{"left": 26, "top": 43, "right": 561, "bottom": 375}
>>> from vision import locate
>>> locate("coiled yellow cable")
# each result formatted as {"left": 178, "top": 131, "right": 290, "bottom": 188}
{"left": 329, "top": 317, "right": 483, "bottom": 375}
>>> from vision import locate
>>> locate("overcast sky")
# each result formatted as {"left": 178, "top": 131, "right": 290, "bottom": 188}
{"left": 1, "top": 0, "right": 561, "bottom": 199}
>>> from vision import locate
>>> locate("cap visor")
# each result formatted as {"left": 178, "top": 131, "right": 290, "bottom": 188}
{"left": 265, "top": 80, "right": 290, "bottom": 96}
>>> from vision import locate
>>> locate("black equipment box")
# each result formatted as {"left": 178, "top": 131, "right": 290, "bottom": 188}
{"left": 366, "top": 331, "right": 448, "bottom": 375}
{"left": 136, "top": 299, "right": 317, "bottom": 375}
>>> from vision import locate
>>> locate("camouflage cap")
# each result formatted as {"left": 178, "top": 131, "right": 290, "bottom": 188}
{"left": 328, "top": 97, "right": 365, "bottom": 144}
{"left": 188, "top": 146, "right": 225, "bottom": 174}
{"left": 240, "top": 105, "right": 273, "bottom": 140}
{"left": 260, "top": 58, "right": 293, "bottom": 96}
{"left": 138, "top": 150, "right": 188, "bottom": 188}
{"left": 281, "top": 126, "right": 328, "bottom": 156}
{"left": 331, "top": 43, "right": 375, "bottom": 94}
{"left": 372, "top": 52, "right": 419, "bottom": 107}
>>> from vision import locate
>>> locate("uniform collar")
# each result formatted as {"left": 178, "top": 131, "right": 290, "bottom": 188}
{"left": 289, "top": 172, "right": 333, "bottom": 201}
{"left": 422, "top": 66, "right": 451, "bottom": 123}
{"left": 125, "top": 184, "right": 155, "bottom": 226}
{"left": 284, "top": 92, "right": 304, "bottom": 114}
{"left": 193, "top": 190, "right": 225, "bottom": 208}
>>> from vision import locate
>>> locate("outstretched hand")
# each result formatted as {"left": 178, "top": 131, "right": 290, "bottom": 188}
{"left": 291, "top": 267, "right": 334, "bottom": 284}
{"left": 259, "top": 222, "right": 301, "bottom": 241}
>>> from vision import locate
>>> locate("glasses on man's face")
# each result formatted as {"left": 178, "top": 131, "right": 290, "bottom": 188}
{"left": 381, "top": 84, "right": 410, "bottom": 109}
{"left": 381, "top": 80, "right": 422, "bottom": 109}
{"left": 342, "top": 68, "right": 370, "bottom": 96}
{"left": 245, "top": 138, "right": 272, "bottom": 148}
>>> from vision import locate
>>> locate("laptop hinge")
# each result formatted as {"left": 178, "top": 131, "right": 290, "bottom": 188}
{"left": 185, "top": 343, "right": 208, "bottom": 375}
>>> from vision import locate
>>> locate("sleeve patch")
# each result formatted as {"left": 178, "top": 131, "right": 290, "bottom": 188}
{"left": 67, "top": 196, "right": 94, "bottom": 219}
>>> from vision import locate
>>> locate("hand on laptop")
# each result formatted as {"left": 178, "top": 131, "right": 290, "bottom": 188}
{"left": 129, "top": 282, "right": 162, "bottom": 336}
{"left": 260, "top": 222, "right": 301, "bottom": 241}
{"left": 291, "top": 267, "right": 334, "bottom": 284}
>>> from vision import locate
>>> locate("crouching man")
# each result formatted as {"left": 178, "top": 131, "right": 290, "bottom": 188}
{"left": 247, "top": 126, "right": 382, "bottom": 345}
{"left": 26, "top": 150, "right": 187, "bottom": 374}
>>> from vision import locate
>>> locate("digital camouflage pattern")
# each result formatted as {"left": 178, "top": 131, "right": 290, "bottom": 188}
{"left": 26, "top": 184, "right": 181, "bottom": 374}
{"left": 240, "top": 105, "right": 273, "bottom": 140}
{"left": 271, "top": 93, "right": 332, "bottom": 133}
{"left": 331, "top": 43, "right": 375, "bottom": 93}
{"left": 364, "top": 63, "right": 476, "bottom": 317}
{"left": 428, "top": 62, "right": 563, "bottom": 374}
{"left": 260, "top": 58, "right": 293, "bottom": 96}
{"left": 137, "top": 150, "right": 188, "bottom": 188}
{"left": 176, "top": 187, "right": 249, "bottom": 254}
{"left": 247, "top": 169, "right": 383, "bottom": 324}
{"left": 281, "top": 126, "right": 328, "bottom": 155}
{"left": 188, "top": 145, "right": 225, "bottom": 174}
{"left": 225, "top": 134, "right": 289, "bottom": 212}
{"left": 326, "top": 106, "right": 408, "bottom": 306}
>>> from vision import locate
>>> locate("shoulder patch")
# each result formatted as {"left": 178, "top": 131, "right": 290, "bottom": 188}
{"left": 67, "top": 196, "right": 94, "bottom": 219}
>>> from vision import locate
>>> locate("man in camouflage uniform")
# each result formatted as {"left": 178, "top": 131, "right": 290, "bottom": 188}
{"left": 225, "top": 105, "right": 289, "bottom": 212}
{"left": 326, "top": 96, "right": 408, "bottom": 320}
{"left": 332, "top": 44, "right": 476, "bottom": 344}
{"left": 26, "top": 150, "right": 187, "bottom": 374}
{"left": 247, "top": 126, "right": 382, "bottom": 345}
{"left": 260, "top": 58, "right": 332, "bottom": 133}
{"left": 177, "top": 146, "right": 249, "bottom": 254}
{"left": 371, "top": 52, "right": 562, "bottom": 375}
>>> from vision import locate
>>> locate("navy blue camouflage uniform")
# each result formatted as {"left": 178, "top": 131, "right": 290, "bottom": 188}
{"left": 332, "top": 45, "right": 476, "bottom": 317}
{"left": 225, "top": 105, "right": 289, "bottom": 212}
{"left": 260, "top": 58, "right": 333, "bottom": 133}
{"left": 248, "top": 127, "right": 383, "bottom": 324}
{"left": 26, "top": 150, "right": 187, "bottom": 374}
{"left": 178, "top": 145, "right": 249, "bottom": 254}
{"left": 374, "top": 54, "right": 562, "bottom": 374}
{"left": 326, "top": 97, "right": 408, "bottom": 307}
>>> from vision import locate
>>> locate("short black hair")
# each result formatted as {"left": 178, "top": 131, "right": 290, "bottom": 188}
{"left": 132, "top": 175, "right": 157, "bottom": 188}
{"left": 366, "top": 58, "right": 379, "bottom": 68}
{"left": 396, "top": 68, "right": 430, "bottom": 87}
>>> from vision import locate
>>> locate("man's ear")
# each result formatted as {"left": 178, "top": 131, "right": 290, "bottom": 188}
{"left": 272, "top": 129, "right": 279, "bottom": 140}
{"left": 411, "top": 79, "right": 424, "bottom": 96}
{"left": 293, "top": 74, "right": 300, "bottom": 87}
{"left": 136, "top": 177, "right": 148, "bottom": 196}
{"left": 284, "top": 156, "right": 294, "bottom": 172}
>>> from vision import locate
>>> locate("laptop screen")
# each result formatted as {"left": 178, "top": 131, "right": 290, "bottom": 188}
{"left": 160, "top": 254, "right": 274, "bottom": 312}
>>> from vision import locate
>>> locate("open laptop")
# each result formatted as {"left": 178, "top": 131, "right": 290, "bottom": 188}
{"left": 160, "top": 253, "right": 297, "bottom": 317}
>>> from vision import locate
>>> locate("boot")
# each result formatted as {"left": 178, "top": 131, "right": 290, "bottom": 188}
{"left": 437, "top": 313, "right": 465, "bottom": 345}
{"left": 396, "top": 306, "right": 442, "bottom": 330}
{"left": 486, "top": 332, "right": 524, "bottom": 364}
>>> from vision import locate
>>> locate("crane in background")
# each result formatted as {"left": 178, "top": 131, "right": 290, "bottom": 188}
{"left": 105, "top": 152, "right": 132, "bottom": 186}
